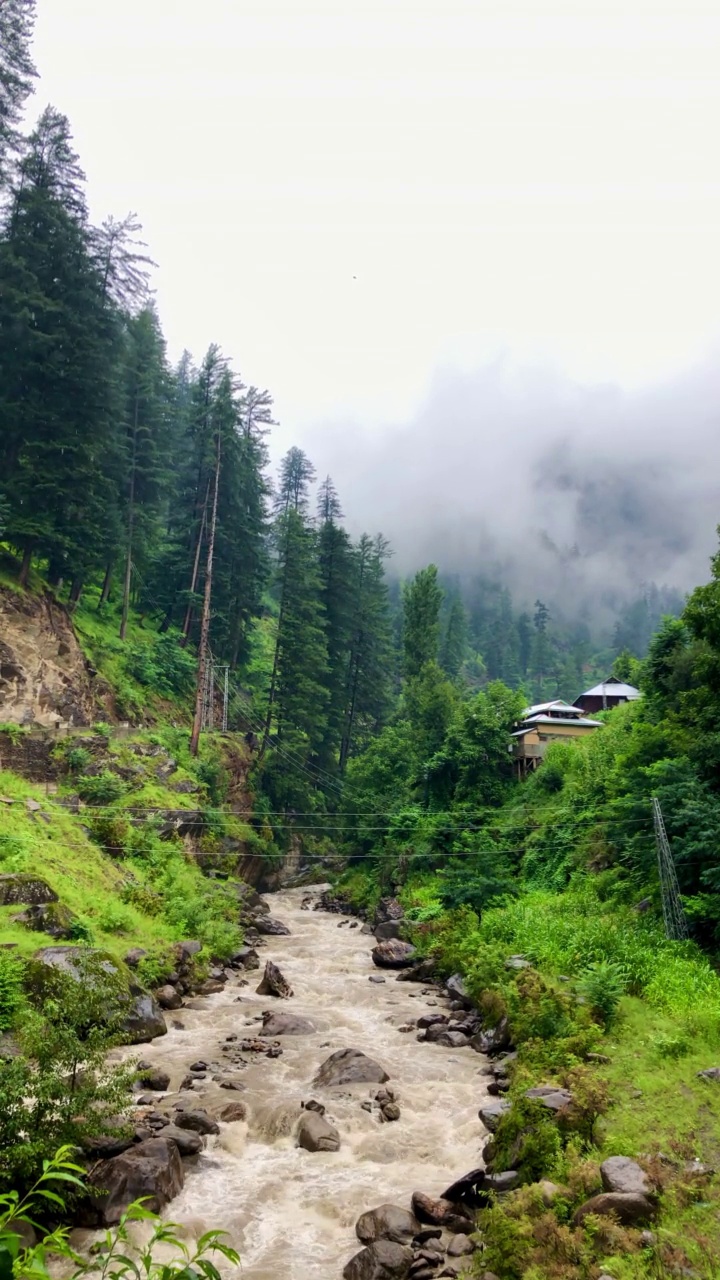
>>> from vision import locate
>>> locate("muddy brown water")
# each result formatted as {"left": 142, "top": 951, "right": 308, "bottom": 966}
{"left": 113, "top": 886, "right": 491, "bottom": 1279}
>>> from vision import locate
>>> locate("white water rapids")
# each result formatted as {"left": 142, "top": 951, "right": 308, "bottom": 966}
{"left": 119, "top": 887, "right": 491, "bottom": 1278}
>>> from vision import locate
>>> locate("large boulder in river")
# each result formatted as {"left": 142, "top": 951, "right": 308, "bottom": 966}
{"left": 229, "top": 946, "right": 260, "bottom": 971}
{"left": 87, "top": 1137, "right": 183, "bottom": 1224}
{"left": 356, "top": 1204, "right": 420, "bottom": 1245}
{"left": 371, "top": 939, "right": 416, "bottom": 969}
{"left": 313, "top": 1048, "right": 390, "bottom": 1087}
{"left": 343, "top": 1241, "right": 413, "bottom": 1280}
{"left": 123, "top": 991, "right": 167, "bottom": 1043}
{"left": 296, "top": 1111, "right": 341, "bottom": 1152}
{"left": 255, "top": 916, "right": 291, "bottom": 936}
{"left": 256, "top": 960, "right": 293, "bottom": 998}
{"left": 374, "top": 921, "right": 403, "bottom": 942}
{"left": 260, "top": 1011, "right": 315, "bottom": 1036}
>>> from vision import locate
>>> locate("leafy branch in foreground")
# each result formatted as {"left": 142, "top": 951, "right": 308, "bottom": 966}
{"left": 0, "top": 1147, "right": 240, "bottom": 1280}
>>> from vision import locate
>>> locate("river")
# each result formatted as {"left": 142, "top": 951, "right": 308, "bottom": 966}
{"left": 125, "top": 887, "right": 490, "bottom": 1279}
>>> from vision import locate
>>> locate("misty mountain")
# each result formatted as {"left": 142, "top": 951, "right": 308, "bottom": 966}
{"left": 301, "top": 352, "right": 720, "bottom": 620}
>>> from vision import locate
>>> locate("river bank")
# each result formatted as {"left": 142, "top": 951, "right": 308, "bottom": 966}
{"left": 107, "top": 885, "right": 490, "bottom": 1279}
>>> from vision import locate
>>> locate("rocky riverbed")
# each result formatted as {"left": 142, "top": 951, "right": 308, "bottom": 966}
{"left": 100, "top": 885, "right": 493, "bottom": 1279}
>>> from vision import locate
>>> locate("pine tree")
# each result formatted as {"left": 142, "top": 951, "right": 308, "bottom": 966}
{"left": 118, "top": 305, "right": 172, "bottom": 636}
{"left": 440, "top": 595, "right": 468, "bottom": 680}
{"left": 316, "top": 478, "right": 355, "bottom": 770}
{"left": 0, "top": 107, "right": 122, "bottom": 593}
{"left": 339, "top": 534, "right": 393, "bottom": 770}
{"left": 402, "top": 565, "right": 443, "bottom": 679}
{"left": 92, "top": 212, "right": 155, "bottom": 312}
{"left": 0, "top": 0, "right": 36, "bottom": 192}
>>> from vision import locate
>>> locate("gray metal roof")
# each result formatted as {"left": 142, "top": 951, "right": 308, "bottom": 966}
{"left": 525, "top": 714, "right": 604, "bottom": 728}
{"left": 523, "top": 700, "right": 583, "bottom": 718}
{"left": 578, "top": 681, "right": 641, "bottom": 700}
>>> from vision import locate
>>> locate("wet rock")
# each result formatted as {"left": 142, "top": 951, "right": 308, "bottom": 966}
{"left": 82, "top": 1131, "right": 137, "bottom": 1159}
{"left": 218, "top": 1076, "right": 246, "bottom": 1090}
{"left": 600, "top": 1156, "right": 651, "bottom": 1197}
{"left": 369, "top": 975, "right": 386, "bottom": 984}
{"left": 163, "top": 1124, "right": 204, "bottom": 1156}
{"left": 424, "top": 1027, "right": 469, "bottom": 1049}
{"left": 173, "top": 1109, "right": 220, "bottom": 1135}
{"left": 382, "top": 1103, "right": 401, "bottom": 1122}
{"left": 314, "top": 1048, "right": 390, "bottom": 1087}
{"left": 524, "top": 1086, "right": 573, "bottom": 1113}
{"left": 189, "top": 1060, "right": 208, "bottom": 1072}
{"left": 303, "top": 1099, "right": 326, "bottom": 1114}
{"left": 137, "top": 1067, "right": 170, "bottom": 1092}
{"left": 218, "top": 1102, "right": 248, "bottom": 1123}
{"left": 239, "top": 1037, "right": 283, "bottom": 1057}
{"left": 485, "top": 1171, "right": 520, "bottom": 1192}
{"left": 573, "top": 1192, "right": 656, "bottom": 1226}
{"left": 417, "top": 1014, "right": 448, "bottom": 1030}
{"left": 194, "top": 979, "right": 225, "bottom": 996}
{"left": 396, "top": 959, "right": 437, "bottom": 983}
{"left": 260, "top": 1011, "right": 316, "bottom": 1036}
{"left": 410, "top": 1193, "right": 473, "bottom": 1233}
{"left": 441, "top": 1168, "right": 486, "bottom": 1206}
{"left": 375, "top": 898, "right": 404, "bottom": 924}
{"left": 123, "top": 991, "right": 168, "bottom": 1044}
{"left": 446, "top": 1235, "right": 476, "bottom": 1257}
{"left": 0, "top": 874, "right": 57, "bottom": 906}
{"left": 87, "top": 1137, "right": 183, "bottom": 1224}
{"left": 445, "top": 974, "right": 471, "bottom": 1007}
{"left": 297, "top": 1111, "right": 341, "bottom": 1152}
{"left": 256, "top": 960, "right": 293, "bottom": 998}
{"left": 156, "top": 985, "right": 182, "bottom": 1010}
{"left": 478, "top": 1101, "right": 511, "bottom": 1132}
{"left": 356, "top": 1204, "right": 420, "bottom": 1246}
{"left": 255, "top": 916, "right": 291, "bottom": 936}
{"left": 375, "top": 921, "right": 404, "bottom": 942}
{"left": 343, "top": 1240, "right": 413, "bottom": 1280}
{"left": 470, "top": 1018, "right": 511, "bottom": 1056}
{"left": 229, "top": 946, "right": 261, "bottom": 971}
{"left": 372, "top": 939, "right": 417, "bottom": 969}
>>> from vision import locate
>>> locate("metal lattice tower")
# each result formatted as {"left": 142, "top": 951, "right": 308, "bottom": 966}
{"left": 652, "top": 797, "right": 688, "bottom": 941}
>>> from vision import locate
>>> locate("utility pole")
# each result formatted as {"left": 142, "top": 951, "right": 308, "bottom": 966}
{"left": 652, "top": 797, "right": 689, "bottom": 941}
{"left": 190, "top": 427, "right": 221, "bottom": 756}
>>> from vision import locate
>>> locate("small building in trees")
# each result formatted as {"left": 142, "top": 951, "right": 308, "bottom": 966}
{"left": 573, "top": 676, "right": 641, "bottom": 715}
{"left": 510, "top": 699, "right": 603, "bottom": 779}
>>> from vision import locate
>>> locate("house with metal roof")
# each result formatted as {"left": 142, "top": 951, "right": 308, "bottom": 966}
{"left": 573, "top": 676, "right": 641, "bottom": 715}
{"left": 510, "top": 702, "right": 603, "bottom": 779}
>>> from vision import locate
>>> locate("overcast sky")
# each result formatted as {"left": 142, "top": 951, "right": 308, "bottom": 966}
{"left": 30, "top": 0, "right": 720, "bottom": 443}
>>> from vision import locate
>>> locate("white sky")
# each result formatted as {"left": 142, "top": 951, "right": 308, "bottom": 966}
{"left": 30, "top": 0, "right": 720, "bottom": 439}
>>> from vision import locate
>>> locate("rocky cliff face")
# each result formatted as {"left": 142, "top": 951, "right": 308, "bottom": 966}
{"left": 0, "top": 587, "right": 110, "bottom": 727}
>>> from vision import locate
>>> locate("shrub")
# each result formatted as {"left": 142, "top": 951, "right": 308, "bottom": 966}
{"left": 76, "top": 772, "right": 128, "bottom": 805}
{"left": 0, "top": 953, "right": 25, "bottom": 1032}
{"left": 64, "top": 746, "right": 91, "bottom": 774}
{"left": 576, "top": 959, "right": 627, "bottom": 1028}
{"left": 492, "top": 1098, "right": 564, "bottom": 1182}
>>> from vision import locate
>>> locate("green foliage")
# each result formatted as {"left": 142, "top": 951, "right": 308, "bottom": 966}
{"left": 0, "top": 1147, "right": 240, "bottom": 1280}
{"left": 124, "top": 634, "right": 197, "bottom": 699}
{"left": 0, "top": 952, "right": 25, "bottom": 1031}
{"left": 0, "top": 955, "right": 135, "bottom": 1192}
{"left": 576, "top": 959, "right": 627, "bottom": 1028}
{"left": 75, "top": 771, "right": 129, "bottom": 805}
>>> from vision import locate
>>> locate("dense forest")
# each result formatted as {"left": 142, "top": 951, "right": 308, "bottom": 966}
{"left": 5, "top": 4, "right": 720, "bottom": 1278}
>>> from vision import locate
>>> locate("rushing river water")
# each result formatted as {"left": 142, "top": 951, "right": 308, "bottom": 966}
{"left": 122, "top": 887, "right": 490, "bottom": 1279}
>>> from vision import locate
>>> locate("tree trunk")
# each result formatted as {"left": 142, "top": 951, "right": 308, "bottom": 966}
{"left": 98, "top": 561, "right": 113, "bottom": 608}
{"left": 180, "top": 480, "right": 210, "bottom": 647}
{"left": 190, "top": 429, "right": 221, "bottom": 756}
{"left": 120, "top": 398, "right": 139, "bottom": 641}
{"left": 18, "top": 544, "right": 33, "bottom": 587}
{"left": 68, "top": 577, "right": 83, "bottom": 608}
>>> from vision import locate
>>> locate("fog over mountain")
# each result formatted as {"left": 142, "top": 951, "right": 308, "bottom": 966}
{"left": 301, "top": 352, "right": 720, "bottom": 613}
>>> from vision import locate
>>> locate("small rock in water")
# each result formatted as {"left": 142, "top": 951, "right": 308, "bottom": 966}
{"left": 382, "top": 1103, "right": 401, "bottom": 1122}
{"left": 303, "top": 1099, "right": 326, "bottom": 1115}
{"left": 368, "top": 975, "right": 386, "bottom": 984}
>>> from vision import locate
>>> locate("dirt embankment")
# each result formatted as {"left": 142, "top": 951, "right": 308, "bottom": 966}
{"left": 0, "top": 586, "right": 113, "bottom": 728}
